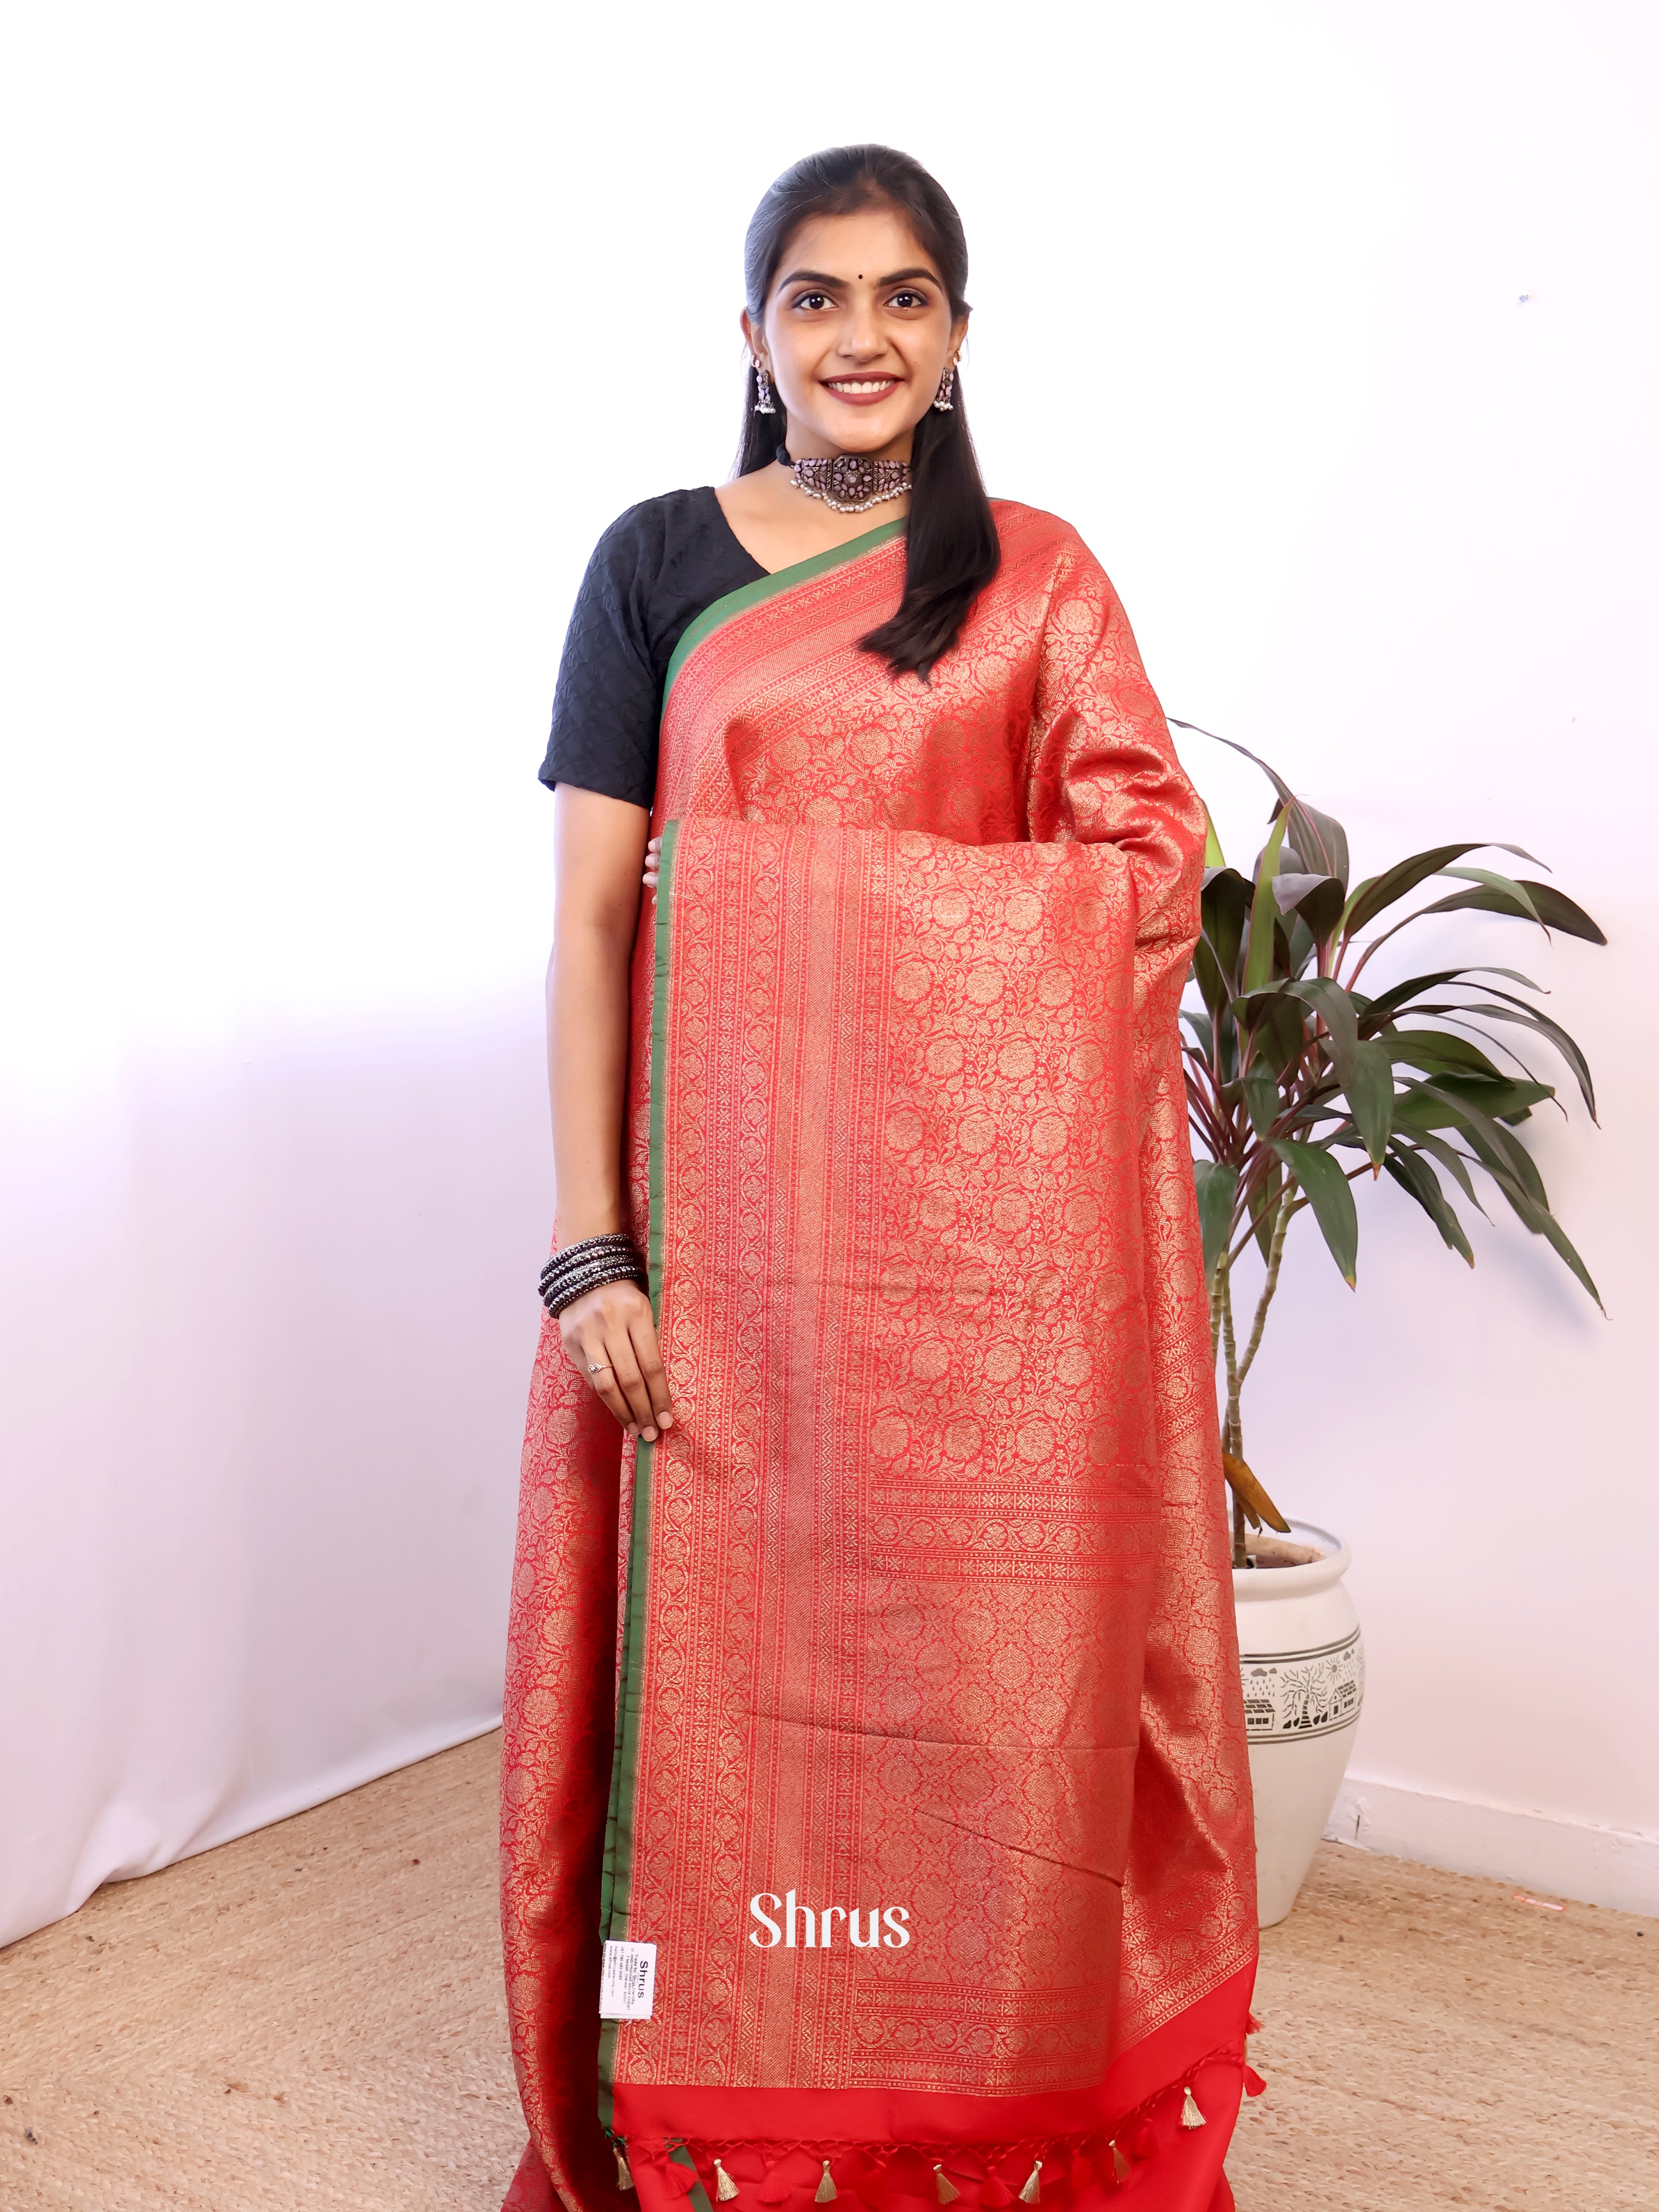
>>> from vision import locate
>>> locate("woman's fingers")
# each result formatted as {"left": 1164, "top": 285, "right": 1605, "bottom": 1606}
{"left": 589, "top": 1362, "right": 636, "bottom": 1434}
{"left": 600, "top": 1329, "right": 658, "bottom": 1437}
{"left": 561, "top": 1312, "right": 633, "bottom": 1430}
{"left": 558, "top": 1280, "right": 673, "bottom": 1441}
{"left": 559, "top": 1284, "right": 638, "bottom": 1428}
{"left": 642, "top": 834, "right": 662, "bottom": 894}
{"left": 627, "top": 1307, "right": 675, "bottom": 1430}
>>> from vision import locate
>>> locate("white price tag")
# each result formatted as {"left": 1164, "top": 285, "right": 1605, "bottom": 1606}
{"left": 600, "top": 1938, "right": 657, "bottom": 2021}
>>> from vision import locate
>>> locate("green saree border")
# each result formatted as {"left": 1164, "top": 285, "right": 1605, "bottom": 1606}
{"left": 597, "top": 817, "right": 680, "bottom": 2126}
{"left": 662, "top": 516, "right": 905, "bottom": 704}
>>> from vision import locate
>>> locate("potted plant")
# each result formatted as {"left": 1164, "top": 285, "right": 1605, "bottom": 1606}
{"left": 1174, "top": 723, "right": 1605, "bottom": 1923}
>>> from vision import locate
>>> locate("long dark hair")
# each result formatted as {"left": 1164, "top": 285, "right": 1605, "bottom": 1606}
{"left": 737, "top": 145, "right": 1000, "bottom": 682}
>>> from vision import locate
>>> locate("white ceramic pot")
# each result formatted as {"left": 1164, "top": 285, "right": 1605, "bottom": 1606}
{"left": 1233, "top": 1521, "right": 1363, "bottom": 1928}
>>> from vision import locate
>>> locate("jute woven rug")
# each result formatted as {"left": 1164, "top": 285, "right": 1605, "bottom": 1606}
{"left": 2, "top": 1734, "right": 1652, "bottom": 2209}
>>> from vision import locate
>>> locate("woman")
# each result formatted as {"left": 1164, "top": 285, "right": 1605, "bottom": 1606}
{"left": 502, "top": 146, "right": 1257, "bottom": 2212}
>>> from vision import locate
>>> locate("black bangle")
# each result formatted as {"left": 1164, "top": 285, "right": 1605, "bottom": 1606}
{"left": 538, "top": 1232, "right": 637, "bottom": 1281}
{"left": 538, "top": 1234, "right": 648, "bottom": 1317}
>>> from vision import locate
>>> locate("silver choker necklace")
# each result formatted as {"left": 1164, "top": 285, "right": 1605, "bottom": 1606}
{"left": 778, "top": 450, "right": 911, "bottom": 514}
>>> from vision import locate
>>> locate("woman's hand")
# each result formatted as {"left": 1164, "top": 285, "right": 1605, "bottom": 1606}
{"left": 642, "top": 835, "right": 662, "bottom": 893}
{"left": 559, "top": 1277, "right": 674, "bottom": 1443}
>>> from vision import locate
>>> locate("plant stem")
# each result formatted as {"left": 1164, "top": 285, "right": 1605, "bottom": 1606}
{"left": 1217, "top": 1260, "right": 1248, "bottom": 1568}
{"left": 1235, "top": 1187, "right": 1294, "bottom": 1394}
{"left": 1217, "top": 1252, "right": 1238, "bottom": 1452}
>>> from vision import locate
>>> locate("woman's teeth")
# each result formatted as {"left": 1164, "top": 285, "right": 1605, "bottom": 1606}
{"left": 827, "top": 379, "right": 896, "bottom": 393}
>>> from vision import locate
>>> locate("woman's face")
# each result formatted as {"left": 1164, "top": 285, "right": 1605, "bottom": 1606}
{"left": 743, "top": 204, "right": 968, "bottom": 461}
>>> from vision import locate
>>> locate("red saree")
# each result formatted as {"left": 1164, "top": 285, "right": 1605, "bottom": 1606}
{"left": 503, "top": 505, "right": 1257, "bottom": 2212}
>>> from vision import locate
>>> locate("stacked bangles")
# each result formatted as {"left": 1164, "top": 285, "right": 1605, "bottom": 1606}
{"left": 538, "top": 1233, "right": 649, "bottom": 1317}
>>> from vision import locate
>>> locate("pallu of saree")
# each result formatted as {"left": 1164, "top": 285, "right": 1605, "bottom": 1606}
{"left": 503, "top": 504, "right": 1257, "bottom": 2212}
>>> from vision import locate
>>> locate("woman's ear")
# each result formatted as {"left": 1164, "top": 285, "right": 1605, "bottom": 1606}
{"left": 740, "top": 307, "right": 769, "bottom": 372}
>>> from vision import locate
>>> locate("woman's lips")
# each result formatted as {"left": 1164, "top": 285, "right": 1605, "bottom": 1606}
{"left": 822, "top": 377, "right": 901, "bottom": 407}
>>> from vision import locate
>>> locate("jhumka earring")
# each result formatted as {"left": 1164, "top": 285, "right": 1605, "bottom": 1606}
{"left": 753, "top": 358, "right": 776, "bottom": 415}
{"left": 932, "top": 360, "right": 957, "bottom": 411}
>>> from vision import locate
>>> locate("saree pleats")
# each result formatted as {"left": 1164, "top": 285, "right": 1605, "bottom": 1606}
{"left": 503, "top": 505, "right": 1256, "bottom": 2212}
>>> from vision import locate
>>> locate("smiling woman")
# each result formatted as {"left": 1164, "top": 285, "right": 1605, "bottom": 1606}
{"left": 720, "top": 147, "right": 1000, "bottom": 672}
{"left": 501, "top": 145, "right": 1257, "bottom": 2212}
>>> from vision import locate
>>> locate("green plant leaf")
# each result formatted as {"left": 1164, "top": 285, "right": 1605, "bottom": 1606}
{"left": 1263, "top": 994, "right": 1307, "bottom": 1075}
{"left": 1393, "top": 1077, "right": 1554, "bottom": 1135}
{"left": 1271, "top": 872, "right": 1331, "bottom": 911}
{"left": 1429, "top": 994, "right": 1598, "bottom": 1121}
{"left": 1426, "top": 1073, "right": 1550, "bottom": 1125}
{"left": 1414, "top": 1082, "right": 1551, "bottom": 1207}
{"left": 1508, "top": 883, "right": 1605, "bottom": 943}
{"left": 1168, "top": 721, "right": 1351, "bottom": 886}
{"left": 1287, "top": 874, "right": 1347, "bottom": 945}
{"left": 1203, "top": 808, "right": 1226, "bottom": 868}
{"left": 1396, "top": 1127, "right": 1486, "bottom": 1211}
{"left": 1414, "top": 879, "right": 1607, "bottom": 945}
{"left": 1288, "top": 977, "right": 1359, "bottom": 1075}
{"left": 1384, "top": 1028, "right": 1506, "bottom": 1079}
{"left": 1286, "top": 803, "right": 1351, "bottom": 892}
{"left": 1242, "top": 1061, "right": 1279, "bottom": 1139}
{"left": 1192, "top": 934, "right": 1231, "bottom": 1025}
{"left": 1396, "top": 1007, "right": 1555, "bottom": 1090}
{"left": 1362, "top": 967, "right": 1544, "bottom": 1020}
{"left": 1435, "top": 866, "right": 1545, "bottom": 924}
{"left": 1488, "top": 1177, "right": 1605, "bottom": 1310}
{"left": 1342, "top": 843, "right": 1538, "bottom": 938}
{"left": 1243, "top": 809, "right": 1291, "bottom": 992}
{"left": 1272, "top": 913, "right": 1296, "bottom": 980}
{"left": 1229, "top": 985, "right": 1287, "bottom": 1023}
{"left": 1271, "top": 1139, "right": 1358, "bottom": 1285}
{"left": 1193, "top": 1160, "right": 1239, "bottom": 1283}
{"left": 1200, "top": 868, "right": 1252, "bottom": 991}
{"left": 1180, "top": 1007, "right": 1216, "bottom": 1065}
{"left": 1217, "top": 1005, "right": 1240, "bottom": 1085}
{"left": 1347, "top": 1038, "right": 1395, "bottom": 1168}
{"left": 1286, "top": 911, "right": 1318, "bottom": 979}
{"left": 1383, "top": 1147, "right": 1475, "bottom": 1263}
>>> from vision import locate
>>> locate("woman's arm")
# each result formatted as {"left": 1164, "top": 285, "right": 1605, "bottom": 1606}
{"left": 548, "top": 786, "right": 673, "bottom": 1444}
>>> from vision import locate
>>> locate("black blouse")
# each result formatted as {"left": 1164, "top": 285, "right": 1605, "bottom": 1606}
{"left": 539, "top": 488, "right": 766, "bottom": 811}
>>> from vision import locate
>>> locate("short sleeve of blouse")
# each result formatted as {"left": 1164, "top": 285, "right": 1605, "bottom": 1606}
{"left": 539, "top": 504, "right": 665, "bottom": 812}
{"left": 538, "top": 489, "right": 766, "bottom": 812}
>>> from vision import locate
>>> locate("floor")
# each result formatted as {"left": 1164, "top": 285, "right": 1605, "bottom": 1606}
{"left": 2, "top": 1735, "right": 1653, "bottom": 2210}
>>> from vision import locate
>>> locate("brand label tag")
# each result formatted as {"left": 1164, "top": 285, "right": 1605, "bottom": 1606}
{"left": 599, "top": 1938, "right": 657, "bottom": 2020}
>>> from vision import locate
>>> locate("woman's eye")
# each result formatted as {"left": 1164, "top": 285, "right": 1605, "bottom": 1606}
{"left": 888, "top": 290, "right": 928, "bottom": 309}
{"left": 792, "top": 290, "right": 832, "bottom": 311}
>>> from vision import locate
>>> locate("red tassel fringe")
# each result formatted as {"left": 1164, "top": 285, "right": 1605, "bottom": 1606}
{"left": 621, "top": 2057, "right": 1252, "bottom": 2207}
